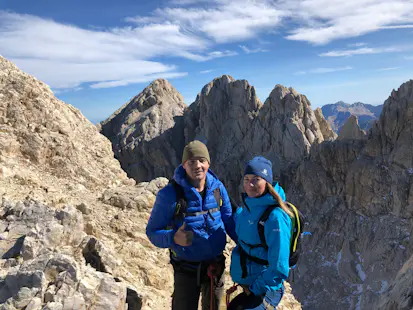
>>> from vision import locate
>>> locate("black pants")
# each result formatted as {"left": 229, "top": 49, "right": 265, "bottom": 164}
{"left": 171, "top": 255, "right": 225, "bottom": 310}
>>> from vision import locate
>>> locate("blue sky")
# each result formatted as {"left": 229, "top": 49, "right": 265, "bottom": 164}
{"left": 1, "top": 0, "right": 413, "bottom": 123}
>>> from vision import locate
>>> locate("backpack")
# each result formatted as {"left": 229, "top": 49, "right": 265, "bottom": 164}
{"left": 239, "top": 201, "right": 305, "bottom": 278}
{"left": 257, "top": 202, "right": 305, "bottom": 267}
{"left": 169, "top": 179, "right": 222, "bottom": 224}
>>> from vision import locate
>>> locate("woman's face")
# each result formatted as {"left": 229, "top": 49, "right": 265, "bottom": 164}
{"left": 243, "top": 174, "right": 267, "bottom": 198}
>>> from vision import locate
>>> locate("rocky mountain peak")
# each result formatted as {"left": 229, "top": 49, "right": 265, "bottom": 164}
{"left": 99, "top": 77, "right": 187, "bottom": 181}
{"left": 321, "top": 100, "right": 383, "bottom": 133}
{"left": 200, "top": 74, "right": 235, "bottom": 96}
{"left": 365, "top": 79, "right": 413, "bottom": 170}
{"left": 186, "top": 74, "right": 262, "bottom": 143}
{"left": 99, "top": 78, "right": 185, "bottom": 142}
{"left": 314, "top": 108, "right": 337, "bottom": 141}
{"left": 0, "top": 56, "right": 181, "bottom": 309}
{"left": 101, "top": 77, "right": 330, "bottom": 197}
{"left": 262, "top": 84, "right": 325, "bottom": 154}
{"left": 337, "top": 115, "right": 366, "bottom": 140}
{"left": 134, "top": 78, "right": 184, "bottom": 112}
{"left": 0, "top": 56, "right": 131, "bottom": 196}
{"left": 288, "top": 79, "right": 413, "bottom": 309}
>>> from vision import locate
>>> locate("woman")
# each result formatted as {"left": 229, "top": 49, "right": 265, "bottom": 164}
{"left": 228, "top": 156, "right": 293, "bottom": 309}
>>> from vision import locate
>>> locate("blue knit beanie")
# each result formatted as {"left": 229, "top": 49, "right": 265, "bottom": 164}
{"left": 244, "top": 156, "right": 273, "bottom": 183}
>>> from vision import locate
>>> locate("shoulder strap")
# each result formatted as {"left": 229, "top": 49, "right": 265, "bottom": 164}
{"left": 286, "top": 202, "right": 302, "bottom": 253}
{"left": 241, "top": 194, "right": 250, "bottom": 212}
{"left": 257, "top": 205, "right": 277, "bottom": 251}
{"left": 170, "top": 180, "right": 187, "bottom": 220}
{"left": 213, "top": 188, "right": 222, "bottom": 207}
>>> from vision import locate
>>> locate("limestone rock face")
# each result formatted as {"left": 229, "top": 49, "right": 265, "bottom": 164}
{"left": 102, "top": 75, "right": 329, "bottom": 199}
{"left": 212, "top": 84, "right": 327, "bottom": 196}
{"left": 337, "top": 115, "right": 366, "bottom": 140}
{"left": 0, "top": 56, "right": 130, "bottom": 192}
{"left": 377, "top": 253, "right": 413, "bottom": 310}
{"left": 0, "top": 57, "right": 173, "bottom": 309}
{"left": 314, "top": 108, "right": 337, "bottom": 141}
{"left": 287, "top": 80, "right": 413, "bottom": 309}
{"left": 183, "top": 75, "right": 262, "bottom": 195}
{"left": 253, "top": 85, "right": 325, "bottom": 162}
{"left": 99, "top": 79, "right": 186, "bottom": 181}
{"left": 365, "top": 80, "right": 413, "bottom": 171}
{"left": 183, "top": 75, "right": 262, "bottom": 158}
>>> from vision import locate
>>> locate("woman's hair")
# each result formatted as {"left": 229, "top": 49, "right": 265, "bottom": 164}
{"left": 266, "top": 182, "right": 293, "bottom": 217}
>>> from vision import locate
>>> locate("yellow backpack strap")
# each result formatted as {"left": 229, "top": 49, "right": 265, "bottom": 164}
{"left": 287, "top": 202, "right": 301, "bottom": 253}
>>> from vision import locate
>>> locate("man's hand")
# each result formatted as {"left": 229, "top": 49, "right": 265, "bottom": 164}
{"left": 174, "top": 222, "right": 194, "bottom": 246}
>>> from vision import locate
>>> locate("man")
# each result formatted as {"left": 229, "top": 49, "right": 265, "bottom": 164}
{"left": 146, "top": 140, "right": 237, "bottom": 310}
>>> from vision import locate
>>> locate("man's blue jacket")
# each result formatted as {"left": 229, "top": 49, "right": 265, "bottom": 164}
{"left": 146, "top": 165, "right": 237, "bottom": 262}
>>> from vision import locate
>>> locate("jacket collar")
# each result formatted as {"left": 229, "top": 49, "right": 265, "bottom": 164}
{"left": 243, "top": 192, "right": 277, "bottom": 209}
{"left": 173, "top": 165, "right": 219, "bottom": 190}
{"left": 242, "top": 182, "right": 281, "bottom": 210}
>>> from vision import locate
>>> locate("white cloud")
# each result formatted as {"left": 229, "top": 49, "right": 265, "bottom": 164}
{"left": 376, "top": 67, "right": 400, "bottom": 71}
{"left": 405, "top": 55, "right": 413, "bottom": 60}
{"left": 131, "top": 0, "right": 413, "bottom": 46}
{"left": 199, "top": 69, "right": 214, "bottom": 74}
{"left": 239, "top": 45, "right": 268, "bottom": 54}
{"left": 11, "top": 58, "right": 184, "bottom": 89}
{"left": 380, "top": 24, "right": 413, "bottom": 29}
{"left": 53, "top": 87, "right": 83, "bottom": 95}
{"left": 2, "top": 0, "right": 413, "bottom": 91}
{"left": 0, "top": 12, "right": 230, "bottom": 89}
{"left": 0, "top": 13, "right": 207, "bottom": 62}
{"left": 348, "top": 42, "right": 367, "bottom": 47}
{"left": 295, "top": 66, "right": 353, "bottom": 75}
{"left": 124, "top": 15, "right": 163, "bottom": 24}
{"left": 90, "top": 72, "right": 188, "bottom": 89}
{"left": 179, "top": 50, "right": 237, "bottom": 61}
{"left": 284, "top": 0, "right": 413, "bottom": 44}
{"left": 128, "top": 1, "right": 285, "bottom": 44}
{"left": 319, "top": 46, "right": 403, "bottom": 57}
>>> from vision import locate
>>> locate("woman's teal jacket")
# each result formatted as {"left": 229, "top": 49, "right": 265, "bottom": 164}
{"left": 230, "top": 183, "right": 292, "bottom": 296}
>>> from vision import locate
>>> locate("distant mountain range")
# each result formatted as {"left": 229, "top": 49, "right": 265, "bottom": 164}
{"left": 321, "top": 101, "right": 383, "bottom": 133}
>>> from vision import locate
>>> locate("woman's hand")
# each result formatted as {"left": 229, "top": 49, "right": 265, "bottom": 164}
{"left": 227, "top": 286, "right": 264, "bottom": 310}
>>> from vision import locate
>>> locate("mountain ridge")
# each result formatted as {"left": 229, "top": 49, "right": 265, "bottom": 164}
{"left": 321, "top": 101, "right": 383, "bottom": 132}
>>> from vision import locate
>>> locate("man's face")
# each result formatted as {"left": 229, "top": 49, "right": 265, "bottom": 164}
{"left": 183, "top": 157, "right": 210, "bottom": 182}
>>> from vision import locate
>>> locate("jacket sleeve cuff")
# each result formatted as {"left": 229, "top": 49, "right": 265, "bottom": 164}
{"left": 167, "top": 229, "right": 175, "bottom": 248}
